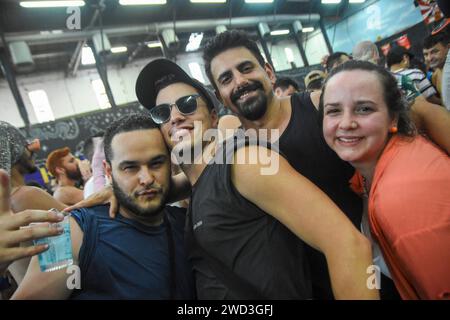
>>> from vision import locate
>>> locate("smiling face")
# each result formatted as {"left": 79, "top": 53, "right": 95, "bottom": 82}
{"left": 210, "top": 47, "right": 276, "bottom": 121}
{"left": 423, "top": 42, "right": 449, "bottom": 69}
{"left": 156, "top": 82, "right": 218, "bottom": 153}
{"left": 105, "top": 129, "right": 171, "bottom": 222}
{"left": 322, "top": 70, "right": 397, "bottom": 171}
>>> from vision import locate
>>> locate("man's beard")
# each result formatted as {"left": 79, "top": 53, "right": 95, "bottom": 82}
{"left": 111, "top": 177, "right": 169, "bottom": 219}
{"left": 16, "top": 152, "right": 38, "bottom": 174}
{"left": 66, "top": 166, "right": 82, "bottom": 181}
{"left": 231, "top": 81, "right": 268, "bottom": 121}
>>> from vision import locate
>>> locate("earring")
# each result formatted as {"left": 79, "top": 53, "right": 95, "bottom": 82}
{"left": 389, "top": 126, "right": 398, "bottom": 134}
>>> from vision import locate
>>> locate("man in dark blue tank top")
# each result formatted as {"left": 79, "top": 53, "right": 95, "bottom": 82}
{"left": 12, "top": 115, "right": 195, "bottom": 300}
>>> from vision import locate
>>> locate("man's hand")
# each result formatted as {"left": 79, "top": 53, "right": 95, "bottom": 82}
{"left": 0, "top": 170, "right": 64, "bottom": 275}
{"left": 64, "top": 185, "right": 118, "bottom": 218}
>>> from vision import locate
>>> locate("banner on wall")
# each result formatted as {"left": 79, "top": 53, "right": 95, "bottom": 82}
{"left": 417, "top": 0, "right": 444, "bottom": 24}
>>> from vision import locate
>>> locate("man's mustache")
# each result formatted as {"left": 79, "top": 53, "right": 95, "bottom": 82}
{"left": 231, "top": 82, "right": 264, "bottom": 103}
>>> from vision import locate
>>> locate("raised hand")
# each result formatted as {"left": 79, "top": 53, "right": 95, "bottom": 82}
{"left": 0, "top": 170, "right": 64, "bottom": 274}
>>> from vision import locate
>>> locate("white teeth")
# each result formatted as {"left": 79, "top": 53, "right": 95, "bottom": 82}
{"left": 339, "top": 137, "right": 360, "bottom": 143}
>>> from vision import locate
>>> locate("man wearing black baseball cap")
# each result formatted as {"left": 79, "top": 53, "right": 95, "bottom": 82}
{"left": 136, "top": 58, "right": 220, "bottom": 115}
{"left": 387, "top": 46, "right": 441, "bottom": 105}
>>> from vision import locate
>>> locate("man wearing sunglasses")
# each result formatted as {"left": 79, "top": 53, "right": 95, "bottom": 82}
{"left": 0, "top": 121, "right": 66, "bottom": 294}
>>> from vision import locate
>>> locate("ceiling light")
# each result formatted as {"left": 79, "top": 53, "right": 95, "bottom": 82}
{"left": 302, "top": 27, "right": 315, "bottom": 33}
{"left": 190, "top": 0, "right": 226, "bottom": 3}
{"left": 110, "top": 46, "right": 128, "bottom": 53}
{"left": 186, "top": 32, "right": 204, "bottom": 52}
{"left": 20, "top": 1, "right": 85, "bottom": 7}
{"left": 245, "top": 0, "right": 273, "bottom": 3}
{"left": 270, "top": 29, "right": 290, "bottom": 36}
{"left": 321, "top": 0, "right": 341, "bottom": 4}
{"left": 349, "top": 0, "right": 365, "bottom": 3}
{"left": 147, "top": 41, "right": 162, "bottom": 48}
{"left": 119, "top": 0, "right": 166, "bottom": 5}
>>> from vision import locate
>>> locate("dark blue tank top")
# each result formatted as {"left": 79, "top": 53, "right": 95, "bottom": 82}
{"left": 69, "top": 205, "right": 195, "bottom": 300}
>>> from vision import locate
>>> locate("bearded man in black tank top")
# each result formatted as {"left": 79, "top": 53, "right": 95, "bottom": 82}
{"left": 202, "top": 30, "right": 364, "bottom": 299}
{"left": 132, "top": 56, "right": 377, "bottom": 300}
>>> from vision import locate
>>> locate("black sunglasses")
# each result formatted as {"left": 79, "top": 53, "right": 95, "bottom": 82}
{"left": 150, "top": 94, "right": 201, "bottom": 124}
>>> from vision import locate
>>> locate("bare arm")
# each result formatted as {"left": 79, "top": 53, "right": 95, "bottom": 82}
{"left": 411, "top": 96, "right": 450, "bottom": 154}
{"left": 231, "top": 146, "right": 378, "bottom": 300}
{"left": 12, "top": 186, "right": 66, "bottom": 212}
{"left": 54, "top": 187, "right": 84, "bottom": 206}
{"left": 11, "top": 216, "right": 83, "bottom": 300}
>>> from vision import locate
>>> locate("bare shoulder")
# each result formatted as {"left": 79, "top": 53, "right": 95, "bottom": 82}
{"left": 54, "top": 186, "right": 83, "bottom": 206}
{"left": 12, "top": 186, "right": 65, "bottom": 212}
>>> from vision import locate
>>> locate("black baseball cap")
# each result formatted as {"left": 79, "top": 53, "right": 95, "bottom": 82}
{"left": 135, "top": 58, "right": 217, "bottom": 112}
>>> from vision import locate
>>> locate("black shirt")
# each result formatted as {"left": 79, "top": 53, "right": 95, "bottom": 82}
{"left": 278, "top": 92, "right": 363, "bottom": 299}
{"left": 186, "top": 134, "right": 312, "bottom": 299}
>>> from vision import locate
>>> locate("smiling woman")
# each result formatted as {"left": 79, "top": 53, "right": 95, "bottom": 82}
{"left": 320, "top": 60, "right": 450, "bottom": 300}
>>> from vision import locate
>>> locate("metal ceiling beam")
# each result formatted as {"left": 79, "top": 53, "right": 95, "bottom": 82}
{"left": 0, "top": 14, "right": 321, "bottom": 46}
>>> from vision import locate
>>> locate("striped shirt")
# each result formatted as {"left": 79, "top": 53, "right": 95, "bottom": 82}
{"left": 393, "top": 68, "right": 437, "bottom": 99}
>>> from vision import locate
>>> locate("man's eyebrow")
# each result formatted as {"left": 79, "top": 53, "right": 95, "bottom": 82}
{"left": 118, "top": 160, "right": 139, "bottom": 167}
{"left": 149, "top": 155, "right": 167, "bottom": 163}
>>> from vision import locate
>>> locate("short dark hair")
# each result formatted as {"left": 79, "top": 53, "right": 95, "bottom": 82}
{"left": 103, "top": 113, "right": 159, "bottom": 164}
{"left": 423, "top": 30, "right": 449, "bottom": 49}
{"left": 274, "top": 77, "right": 299, "bottom": 91}
{"left": 319, "top": 60, "right": 416, "bottom": 137}
{"left": 203, "top": 30, "right": 265, "bottom": 91}
{"left": 326, "top": 52, "right": 351, "bottom": 72}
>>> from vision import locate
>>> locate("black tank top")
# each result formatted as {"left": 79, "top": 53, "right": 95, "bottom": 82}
{"left": 278, "top": 92, "right": 363, "bottom": 299}
{"left": 186, "top": 134, "right": 312, "bottom": 299}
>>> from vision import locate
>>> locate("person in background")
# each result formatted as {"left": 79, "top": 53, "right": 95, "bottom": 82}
{"left": 46, "top": 147, "right": 91, "bottom": 206}
{"left": 81, "top": 133, "right": 106, "bottom": 199}
{"left": 321, "top": 60, "right": 450, "bottom": 299}
{"left": 387, "top": 45, "right": 442, "bottom": 105}
{"left": 273, "top": 77, "right": 299, "bottom": 97}
{"left": 423, "top": 27, "right": 449, "bottom": 97}
{"left": 0, "top": 121, "right": 66, "bottom": 290}
{"left": 352, "top": 41, "right": 381, "bottom": 65}
{"left": 304, "top": 70, "right": 326, "bottom": 92}
{"left": 326, "top": 52, "right": 351, "bottom": 73}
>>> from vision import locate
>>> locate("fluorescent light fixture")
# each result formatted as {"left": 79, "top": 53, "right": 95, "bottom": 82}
{"left": 81, "top": 46, "right": 96, "bottom": 65}
{"left": 20, "top": 1, "right": 85, "bottom": 7}
{"left": 188, "top": 62, "right": 205, "bottom": 83}
{"left": 119, "top": 0, "right": 166, "bottom": 5}
{"left": 349, "top": 0, "right": 365, "bottom": 3}
{"left": 270, "top": 29, "right": 290, "bottom": 36}
{"left": 110, "top": 46, "right": 128, "bottom": 53}
{"left": 186, "top": 32, "right": 204, "bottom": 52}
{"left": 190, "top": 0, "right": 226, "bottom": 3}
{"left": 284, "top": 47, "right": 295, "bottom": 63}
{"left": 147, "top": 41, "right": 163, "bottom": 48}
{"left": 245, "top": 0, "right": 273, "bottom": 3}
{"left": 302, "top": 27, "right": 315, "bottom": 33}
{"left": 321, "top": 0, "right": 341, "bottom": 4}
